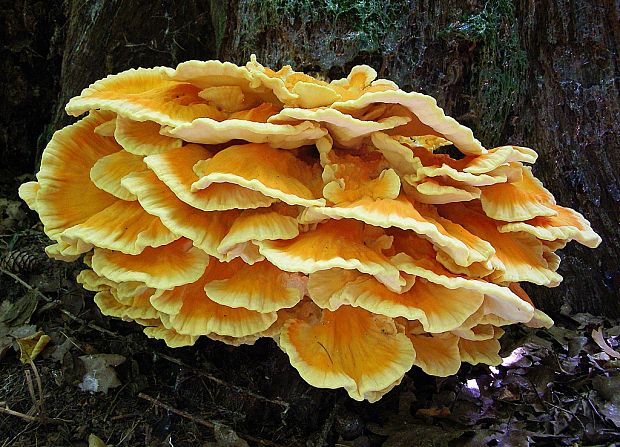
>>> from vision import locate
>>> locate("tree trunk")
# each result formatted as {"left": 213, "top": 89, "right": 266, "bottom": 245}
{"left": 3, "top": 0, "right": 618, "bottom": 315}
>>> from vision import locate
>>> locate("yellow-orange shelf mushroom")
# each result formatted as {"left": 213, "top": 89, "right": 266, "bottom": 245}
{"left": 19, "top": 57, "right": 601, "bottom": 402}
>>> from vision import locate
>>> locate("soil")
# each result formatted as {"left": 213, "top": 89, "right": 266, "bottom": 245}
{"left": 1, "top": 171, "right": 619, "bottom": 447}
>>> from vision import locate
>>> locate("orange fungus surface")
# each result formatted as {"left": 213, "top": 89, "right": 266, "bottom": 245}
{"left": 20, "top": 57, "right": 600, "bottom": 402}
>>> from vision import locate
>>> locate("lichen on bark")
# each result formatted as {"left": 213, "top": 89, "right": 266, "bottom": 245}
{"left": 226, "top": 0, "right": 410, "bottom": 73}
{"left": 439, "top": 0, "right": 528, "bottom": 146}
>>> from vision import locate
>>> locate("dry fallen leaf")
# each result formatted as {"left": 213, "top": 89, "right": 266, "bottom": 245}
{"left": 0, "top": 198, "right": 27, "bottom": 232}
{"left": 415, "top": 406, "right": 451, "bottom": 418}
{"left": 592, "top": 328, "right": 620, "bottom": 359}
{"left": 78, "top": 353, "right": 125, "bottom": 394}
{"left": 88, "top": 433, "right": 112, "bottom": 447}
{"left": 17, "top": 330, "right": 50, "bottom": 363}
{"left": 0, "top": 293, "right": 38, "bottom": 329}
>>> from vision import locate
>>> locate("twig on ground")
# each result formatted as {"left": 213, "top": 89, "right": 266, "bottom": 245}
{"left": 313, "top": 395, "right": 342, "bottom": 447}
{"left": 24, "top": 370, "right": 38, "bottom": 414}
{"left": 0, "top": 404, "right": 39, "bottom": 422}
{"left": 27, "top": 358, "right": 44, "bottom": 417}
{"left": 0, "top": 360, "right": 69, "bottom": 426}
{"left": 116, "top": 418, "right": 141, "bottom": 446}
{"left": 0, "top": 267, "right": 119, "bottom": 337}
{"left": 59, "top": 330, "right": 84, "bottom": 352}
{"left": 586, "top": 395, "right": 605, "bottom": 423}
{"left": 0, "top": 404, "right": 69, "bottom": 425}
{"left": 103, "top": 382, "right": 129, "bottom": 422}
{"left": 155, "top": 351, "right": 290, "bottom": 413}
{"left": 110, "top": 412, "right": 143, "bottom": 421}
{"left": 138, "top": 393, "right": 286, "bottom": 447}
{"left": 547, "top": 386, "right": 586, "bottom": 433}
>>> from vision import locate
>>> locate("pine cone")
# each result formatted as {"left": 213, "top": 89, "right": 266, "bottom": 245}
{"left": 1, "top": 249, "right": 41, "bottom": 274}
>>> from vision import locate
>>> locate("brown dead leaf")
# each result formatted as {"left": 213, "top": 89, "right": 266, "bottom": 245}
{"left": 17, "top": 330, "right": 50, "bottom": 363}
{"left": 415, "top": 406, "right": 451, "bottom": 418}
{"left": 78, "top": 353, "right": 125, "bottom": 394}
{"left": 0, "top": 292, "right": 38, "bottom": 330}
{"left": 0, "top": 336, "right": 12, "bottom": 359}
{"left": 0, "top": 198, "right": 27, "bottom": 232}
{"left": 592, "top": 328, "right": 620, "bottom": 359}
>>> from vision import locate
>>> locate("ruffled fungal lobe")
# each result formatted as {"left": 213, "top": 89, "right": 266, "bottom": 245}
{"left": 20, "top": 57, "right": 600, "bottom": 402}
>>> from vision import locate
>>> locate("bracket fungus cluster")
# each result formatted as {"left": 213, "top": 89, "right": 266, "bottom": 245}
{"left": 19, "top": 57, "right": 601, "bottom": 402}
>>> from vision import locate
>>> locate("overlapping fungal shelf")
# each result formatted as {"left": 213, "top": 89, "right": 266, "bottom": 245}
{"left": 19, "top": 57, "right": 601, "bottom": 402}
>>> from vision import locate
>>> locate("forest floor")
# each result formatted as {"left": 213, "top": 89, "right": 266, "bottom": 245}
{"left": 1, "top": 170, "right": 619, "bottom": 447}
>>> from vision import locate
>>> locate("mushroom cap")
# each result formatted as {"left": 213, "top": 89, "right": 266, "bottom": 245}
{"left": 280, "top": 306, "right": 415, "bottom": 402}
{"left": 405, "top": 178, "right": 482, "bottom": 205}
{"left": 479, "top": 164, "right": 557, "bottom": 221}
{"left": 154, "top": 259, "right": 277, "bottom": 337}
{"left": 18, "top": 181, "right": 40, "bottom": 211}
{"left": 114, "top": 116, "right": 182, "bottom": 155}
{"left": 258, "top": 219, "right": 405, "bottom": 292}
{"left": 308, "top": 268, "right": 484, "bottom": 333}
{"left": 66, "top": 67, "right": 225, "bottom": 126}
{"left": 269, "top": 107, "right": 410, "bottom": 148}
{"left": 320, "top": 151, "right": 401, "bottom": 204}
{"left": 498, "top": 204, "right": 601, "bottom": 248}
{"left": 438, "top": 203, "right": 563, "bottom": 286}
{"left": 90, "top": 150, "right": 147, "bottom": 200}
{"left": 407, "top": 332, "right": 461, "bottom": 377}
{"left": 332, "top": 90, "right": 485, "bottom": 155}
{"left": 204, "top": 260, "right": 306, "bottom": 313}
{"left": 61, "top": 200, "right": 179, "bottom": 255}
{"left": 31, "top": 111, "right": 120, "bottom": 241}
{"left": 215, "top": 205, "right": 300, "bottom": 262}
{"left": 458, "top": 327, "right": 504, "bottom": 366}
{"left": 191, "top": 143, "right": 326, "bottom": 207}
{"left": 143, "top": 324, "right": 199, "bottom": 348}
{"left": 122, "top": 170, "right": 239, "bottom": 258}
{"left": 305, "top": 195, "right": 494, "bottom": 268}
{"left": 92, "top": 238, "right": 210, "bottom": 289}
{"left": 145, "top": 144, "right": 276, "bottom": 211}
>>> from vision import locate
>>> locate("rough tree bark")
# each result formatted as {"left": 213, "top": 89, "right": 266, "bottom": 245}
{"left": 2, "top": 0, "right": 618, "bottom": 315}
